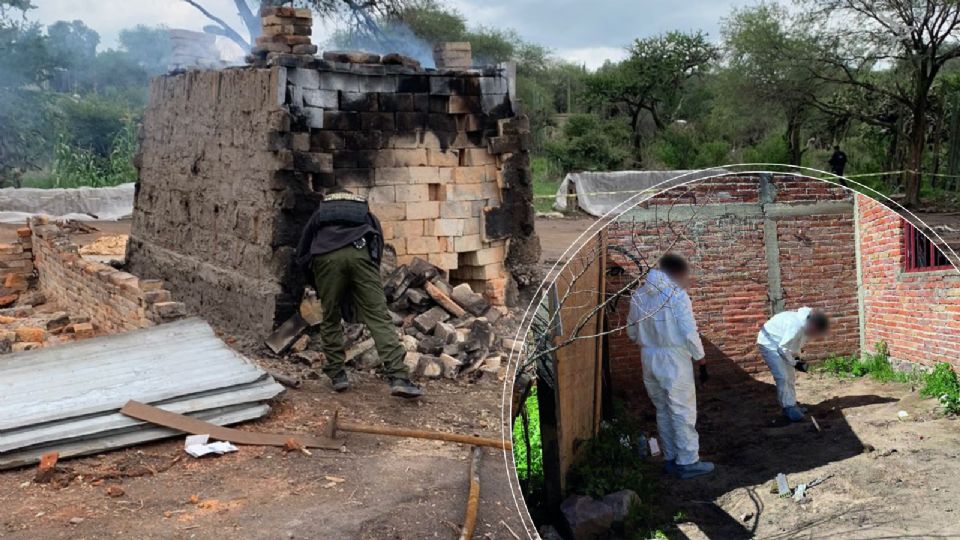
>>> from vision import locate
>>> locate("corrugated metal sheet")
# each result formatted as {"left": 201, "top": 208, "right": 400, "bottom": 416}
{"left": 0, "top": 318, "right": 284, "bottom": 469}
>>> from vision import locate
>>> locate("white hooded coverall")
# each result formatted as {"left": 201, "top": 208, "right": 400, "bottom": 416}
{"left": 756, "top": 307, "right": 812, "bottom": 408}
{"left": 627, "top": 269, "right": 705, "bottom": 466}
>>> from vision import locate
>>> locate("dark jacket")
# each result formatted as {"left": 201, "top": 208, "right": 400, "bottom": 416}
{"left": 295, "top": 197, "right": 385, "bottom": 273}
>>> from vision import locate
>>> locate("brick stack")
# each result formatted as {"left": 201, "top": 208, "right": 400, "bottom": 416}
{"left": 0, "top": 227, "right": 34, "bottom": 307}
{"left": 248, "top": 6, "right": 318, "bottom": 66}
{"left": 433, "top": 42, "right": 472, "bottom": 70}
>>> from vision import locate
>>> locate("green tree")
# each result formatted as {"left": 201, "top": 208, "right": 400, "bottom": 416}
{"left": 798, "top": 0, "right": 960, "bottom": 206}
{"left": 46, "top": 20, "right": 100, "bottom": 92}
{"left": 545, "top": 114, "right": 632, "bottom": 173}
{"left": 587, "top": 31, "right": 718, "bottom": 155}
{"left": 722, "top": 3, "right": 821, "bottom": 165}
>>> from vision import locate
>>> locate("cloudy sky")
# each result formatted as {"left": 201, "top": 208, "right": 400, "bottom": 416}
{"left": 29, "top": 0, "right": 750, "bottom": 69}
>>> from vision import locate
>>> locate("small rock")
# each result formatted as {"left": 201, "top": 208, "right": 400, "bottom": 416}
{"left": 69, "top": 517, "right": 84, "bottom": 525}
{"left": 413, "top": 306, "right": 450, "bottom": 333}
{"left": 450, "top": 283, "right": 489, "bottom": 316}
{"left": 417, "top": 335, "right": 444, "bottom": 355}
{"left": 289, "top": 334, "right": 310, "bottom": 353}
{"left": 400, "top": 335, "right": 419, "bottom": 352}
{"left": 439, "top": 353, "right": 460, "bottom": 379}
{"left": 602, "top": 489, "right": 640, "bottom": 528}
{"left": 105, "top": 485, "right": 125, "bottom": 498}
{"left": 480, "top": 355, "right": 502, "bottom": 373}
{"left": 419, "top": 356, "right": 442, "bottom": 379}
{"left": 434, "top": 321, "right": 456, "bottom": 344}
{"left": 560, "top": 495, "right": 614, "bottom": 540}
{"left": 403, "top": 352, "right": 421, "bottom": 376}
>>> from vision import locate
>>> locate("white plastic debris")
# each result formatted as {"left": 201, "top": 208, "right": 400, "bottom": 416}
{"left": 648, "top": 437, "right": 661, "bottom": 457}
{"left": 793, "top": 483, "right": 807, "bottom": 502}
{"left": 184, "top": 434, "right": 238, "bottom": 458}
{"left": 776, "top": 473, "right": 791, "bottom": 498}
{"left": 897, "top": 410, "right": 909, "bottom": 420}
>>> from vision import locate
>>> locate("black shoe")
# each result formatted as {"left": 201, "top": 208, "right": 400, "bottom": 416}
{"left": 389, "top": 378, "right": 423, "bottom": 398}
{"left": 330, "top": 372, "right": 350, "bottom": 392}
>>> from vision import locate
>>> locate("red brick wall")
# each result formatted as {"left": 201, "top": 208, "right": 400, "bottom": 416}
{"left": 606, "top": 175, "right": 860, "bottom": 397}
{"left": 858, "top": 195, "right": 960, "bottom": 368}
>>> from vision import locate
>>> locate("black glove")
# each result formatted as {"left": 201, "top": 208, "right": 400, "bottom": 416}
{"left": 699, "top": 364, "right": 709, "bottom": 384}
{"left": 795, "top": 360, "right": 808, "bottom": 373}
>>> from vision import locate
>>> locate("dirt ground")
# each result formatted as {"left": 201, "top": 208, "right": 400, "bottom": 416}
{"left": 0, "top": 367, "right": 524, "bottom": 539}
{"left": 0, "top": 218, "right": 528, "bottom": 540}
{"left": 646, "top": 370, "right": 960, "bottom": 539}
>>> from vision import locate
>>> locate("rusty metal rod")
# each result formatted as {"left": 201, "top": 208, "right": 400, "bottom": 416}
{"left": 459, "top": 446, "right": 483, "bottom": 540}
{"left": 335, "top": 419, "right": 512, "bottom": 451}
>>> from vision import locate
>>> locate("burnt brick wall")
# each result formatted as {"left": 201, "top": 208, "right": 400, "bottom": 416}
{"left": 858, "top": 195, "right": 960, "bottom": 368}
{"left": 0, "top": 227, "right": 34, "bottom": 304}
{"left": 31, "top": 220, "right": 185, "bottom": 332}
{"left": 606, "top": 175, "right": 860, "bottom": 397}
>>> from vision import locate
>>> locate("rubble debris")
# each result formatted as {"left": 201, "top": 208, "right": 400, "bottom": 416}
{"left": 792, "top": 483, "right": 808, "bottom": 503}
{"left": 105, "top": 485, "right": 125, "bottom": 498}
{"left": 33, "top": 451, "right": 59, "bottom": 483}
{"left": 184, "top": 434, "right": 239, "bottom": 458}
{"left": 0, "top": 319, "right": 285, "bottom": 469}
{"left": 266, "top": 290, "right": 323, "bottom": 354}
{"left": 776, "top": 473, "right": 791, "bottom": 498}
{"left": 451, "top": 284, "right": 490, "bottom": 316}
{"left": 248, "top": 6, "right": 317, "bottom": 66}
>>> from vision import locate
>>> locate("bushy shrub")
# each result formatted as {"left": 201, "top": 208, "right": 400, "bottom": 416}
{"left": 920, "top": 363, "right": 960, "bottom": 415}
{"left": 545, "top": 114, "right": 632, "bottom": 173}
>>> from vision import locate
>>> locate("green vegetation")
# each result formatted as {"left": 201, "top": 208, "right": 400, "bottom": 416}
{"left": 818, "top": 342, "right": 960, "bottom": 416}
{"left": 566, "top": 411, "right": 665, "bottom": 538}
{"left": 513, "top": 387, "right": 543, "bottom": 486}
{"left": 920, "top": 363, "right": 960, "bottom": 415}
{"left": 0, "top": 1, "right": 163, "bottom": 189}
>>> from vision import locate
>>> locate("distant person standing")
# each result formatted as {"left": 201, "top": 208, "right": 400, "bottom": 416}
{"left": 828, "top": 145, "right": 848, "bottom": 184}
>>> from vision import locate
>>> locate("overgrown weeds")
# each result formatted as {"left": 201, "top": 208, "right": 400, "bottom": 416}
{"left": 818, "top": 342, "right": 960, "bottom": 415}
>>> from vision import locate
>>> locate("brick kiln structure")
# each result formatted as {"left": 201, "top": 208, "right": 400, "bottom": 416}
{"left": 604, "top": 175, "right": 960, "bottom": 396}
{"left": 126, "top": 8, "right": 537, "bottom": 338}
{"left": 605, "top": 174, "right": 862, "bottom": 392}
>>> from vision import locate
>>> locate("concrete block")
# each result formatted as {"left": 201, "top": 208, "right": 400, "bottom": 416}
{"left": 440, "top": 201, "right": 475, "bottom": 219}
{"left": 446, "top": 183, "right": 484, "bottom": 201}
{"left": 459, "top": 245, "right": 506, "bottom": 266}
{"left": 320, "top": 71, "right": 359, "bottom": 92}
{"left": 395, "top": 184, "right": 430, "bottom": 203}
{"left": 323, "top": 111, "right": 360, "bottom": 130}
{"left": 452, "top": 166, "right": 490, "bottom": 184}
{"left": 448, "top": 95, "right": 481, "bottom": 114}
{"left": 358, "top": 75, "right": 397, "bottom": 93}
{"left": 427, "top": 149, "right": 460, "bottom": 167}
{"left": 293, "top": 151, "right": 333, "bottom": 173}
{"left": 406, "top": 201, "right": 440, "bottom": 220}
{"left": 433, "top": 218, "right": 465, "bottom": 236}
{"left": 289, "top": 68, "right": 320, "bottom": 89}
{"left": 334, "top": 168, "right": 373, "bottom": 187}
{"left": 301, "top": 107, "right": 324, "bottom": 128}
{"left": 376, "top": 149, "right": 428, "bottom": 168}
{"left": 396, "top": 112, "right": 428, "bottom": 131}
{"left": 454, "top": 263, "right": 503, "bottom": 280}
{"left": 479, "top": 76, "right": 507, "bottom": 95}
{"left": 368, "top": 185, "right": 396, "bottom": 203}
{"left": 303, "top": 88, "right": 338, "bottom": 108}
{"left": 361, "top": 112, "right": 395, "bottom": 131}
{"left": 339, "top": 91, "right": 378, "bottom": 111}
{"left": 395, "top": 220, "right": 426, "bottom": 238}
{"left": 428, "top": 252, "right": 459, "bottom": 270}
{"left": 407, "top": 236, "right": 440, "bottom": 254}
{"left": 462, "top": 148, "right": 495, "bottom": 166}
{"left": 482, "top": 93, "right": 509, "bottom": 113}
{"left": 454, "top": 234, "right": 482, "bottom": 252}
{"left": 379, "top": 93, "right": 415, "bottom": 112}
{"left": 373, "top": 202, "right": 407, "bottom": 221}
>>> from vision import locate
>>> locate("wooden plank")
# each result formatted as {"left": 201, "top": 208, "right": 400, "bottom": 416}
{"left": 121, "top": 400, "right": 341, "bottom": 450}
{"left": 552, "top": 233, "right": 605, "bottom": 493}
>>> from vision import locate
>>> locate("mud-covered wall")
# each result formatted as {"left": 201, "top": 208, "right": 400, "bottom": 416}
{"left": 126, "top": 68, "right": 296, "bottom": 335}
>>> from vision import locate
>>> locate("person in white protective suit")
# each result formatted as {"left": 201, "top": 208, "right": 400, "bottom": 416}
{"left": 756, "top": 308, "right": 830, "bottom": 421}
{"left": 627, "top": 254, "right": 714, "bottom": 480}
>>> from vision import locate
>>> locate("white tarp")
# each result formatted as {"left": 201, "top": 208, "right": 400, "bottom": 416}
{"left": 554, "top": 170, "right": 727, "bottom": 217}
{"left": 0, "top": 183, "right": 135, "bottom": 223}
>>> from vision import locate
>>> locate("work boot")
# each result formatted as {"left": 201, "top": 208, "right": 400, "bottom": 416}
{"left": 783, "top": 406, "right": 805, "bottom": 422}
{"left": 663, "top": 459, "right": 678, "bottom": 476}
{"left": 390, "top": 378, "right": 423, "bottom": 399}
{"left": 330, "top": 372, "right": 350, "bottom": 393}
{"left": 676, "top": 460, "right": 715, "bottom": 480}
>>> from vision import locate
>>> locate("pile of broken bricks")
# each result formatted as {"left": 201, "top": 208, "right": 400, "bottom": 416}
{"left": 270, "top": 257, "right": 523, "bottom": 382}
{"left": 0, "top": 296, "right": 95, "bottom": 354}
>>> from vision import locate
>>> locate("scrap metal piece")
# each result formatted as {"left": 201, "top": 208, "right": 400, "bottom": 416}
{"left": 120, "top": 400, "right": 341, "bottom": 450}
{"left": 776, "top": 473, "right": 791, "bottom": 498}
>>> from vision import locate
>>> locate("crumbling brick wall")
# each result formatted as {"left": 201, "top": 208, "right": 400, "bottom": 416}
{"left": 857, "top": 195, "right": 960, "bottom": 369}
{"left": 0, "top": 227, "right": 34, "bottom": 305}
{"left": 31, "top": 220, "right": 185, "bottom": 332}
{"left": 127, "top": 56, "right": 537, "bottom": 338}
{"left": 605, "top": 175, "right": 860, "bottom": 396}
